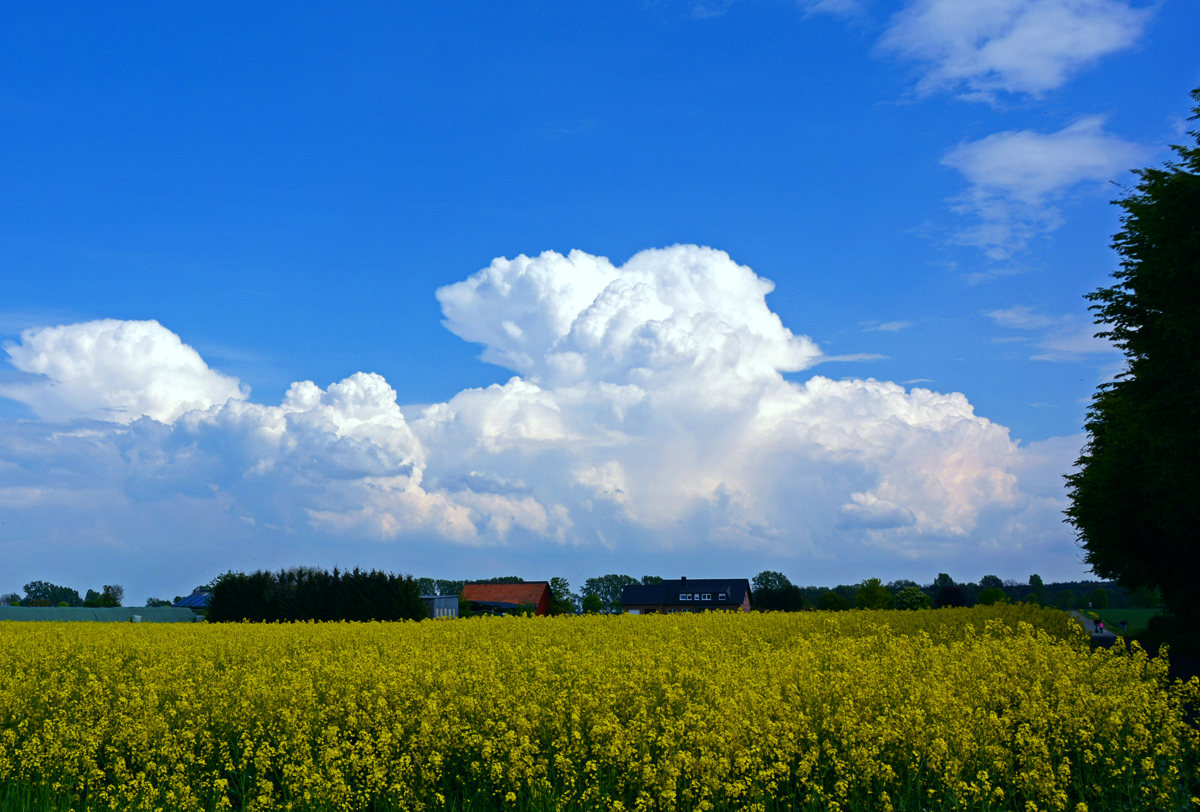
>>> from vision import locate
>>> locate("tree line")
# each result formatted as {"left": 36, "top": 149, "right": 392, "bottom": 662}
{"left": 2, "top": 568, "right": 1157, "bottom": 620}
{"left": 753, "top": 571, "right": 1155, "bottom": 613}
{"left": 1, "top": 581, "right": 125, "bottom": 608}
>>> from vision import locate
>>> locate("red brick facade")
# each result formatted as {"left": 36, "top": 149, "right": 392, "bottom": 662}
{"left": 461, "top": 582, "right": 551, "bottom": 616}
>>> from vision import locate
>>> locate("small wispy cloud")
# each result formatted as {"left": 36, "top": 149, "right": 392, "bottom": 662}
{"left": 942, "top": 117, "right": 1149, "bottom": 259}
{"left": 865, "top": 321, "right": 913, "bottom": 333}
{"left": 878, "top": 0, "right": 1153, "bottom": 101}
{"left": 816, "top": 352, "right": 888, "bottom": 364}
{"left": 686, "top": 0, "right": 862, "bottom": 20}
{"left": 988, "top": 305, "right": 1117, "bottom": 362}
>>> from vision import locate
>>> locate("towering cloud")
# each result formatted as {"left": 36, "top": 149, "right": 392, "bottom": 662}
{"left": 0, "top": 246, "right": 1074, "bottom": 569}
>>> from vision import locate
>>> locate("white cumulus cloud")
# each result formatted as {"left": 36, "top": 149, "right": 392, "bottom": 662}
{"left": 1, "top": 319, "right": 248, "bottom": 423}
{"left": 0, "top": 246, "right": 1081, "bottom": 574}
{"left": 879, "top": 0, "right": 1152, "bottom": 100}
{"left": 941, "top": 117, "right": 1147, "bottom": 258}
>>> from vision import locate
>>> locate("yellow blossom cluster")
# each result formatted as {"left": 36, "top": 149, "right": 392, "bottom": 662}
{"left": 0, "top": 605, "right": 1196, "bottom": 812}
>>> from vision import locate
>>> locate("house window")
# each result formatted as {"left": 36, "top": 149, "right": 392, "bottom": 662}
{"left": 701, "top": 593, "right": 711, "bottom": 601}
{"left": 718, "top": 593, "right": 726, "bottom": 600}
{"left": 680, "top": 593, "right": 690, "bottom": 601}
{"left": 693, "top": 593, "right": 700, "bottom": 600}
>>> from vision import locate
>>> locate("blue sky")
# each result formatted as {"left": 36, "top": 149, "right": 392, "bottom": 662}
{"left": 2, "top": 0, "right": 1197, "bottom": 602}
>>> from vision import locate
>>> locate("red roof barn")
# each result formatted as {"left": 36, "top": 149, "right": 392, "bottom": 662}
{"left": 461, "top": 581, "right": 551, "bottom": 616}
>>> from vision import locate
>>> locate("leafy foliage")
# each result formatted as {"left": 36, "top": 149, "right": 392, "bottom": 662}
{"left": 580, "top": 574, "right": 638, "bottom": 614}
{"left": 893, "top": 586, "right": 931, "bottom": 611}
{"left": 855, "top": 578, "right": 892, "bottom": 610}
{"left": 976, "top": 588, "right": 1007, "bottom": 606}
{"left": 21, "top": 581, "right": 81, "bottom": 607}
{"left": 817, "top": 591, "right": 849, "bottom": 611}
{"left": 548, "top": 577, "right": 579, "bottom": 615}
{"left": 1066, "top": 86, "right": 1200, "bottom": 632}
{"left": 751, "top": 570, "right": 806, "bottom": 612}
{"left": 82, "top": 585, "right": 124, "bottom": 608}
{"left": 1028, "top": 574, "right": 1047, "bottom": 605}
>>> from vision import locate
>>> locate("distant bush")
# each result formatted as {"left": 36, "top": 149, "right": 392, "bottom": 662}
{"left": 977, "top": 587, "right": 1007, "bottom": 606}
{"left": 817, "top": 592, "right": 849, "bottom": 611}
{"left": 207, "top": 567, "right": 427, "bottom": 623}
{"left": 893, "top": 586, "right": 931, "bottom": 610}
{"left": 753, "top": 571, "right": 807, "bottom": 612}
{"left": 855, "top": 578, "right": 893, "bottom": 610}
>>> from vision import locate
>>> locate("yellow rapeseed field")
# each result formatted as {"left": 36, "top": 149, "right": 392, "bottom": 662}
{"left": 1, "top": 605, "right": 1196, "bottom": 812}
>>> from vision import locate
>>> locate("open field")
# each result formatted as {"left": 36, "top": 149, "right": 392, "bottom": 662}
{"left": 1091, "top": 608, "right": 1162, "bottom": 635}
{"left": 1, "top": 605, "right": 1197, "bottom": 812}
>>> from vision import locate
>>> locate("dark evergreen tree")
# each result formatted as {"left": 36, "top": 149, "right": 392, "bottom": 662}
{"left": 1066, "top": 87, "right": 1200, "bottom": 632}
{"left": 207, "top": 567, "right": 427, "bottom": 623}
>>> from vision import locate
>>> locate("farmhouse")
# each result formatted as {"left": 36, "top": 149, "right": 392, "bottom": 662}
{"left": 421, "top": 594, "right": 459, "bottom": 618}
{"left": 621, "top": 577, "right": 752, "bottom": 614}
{"left": 461, "top": 581, "right": 552, "bottom": 616}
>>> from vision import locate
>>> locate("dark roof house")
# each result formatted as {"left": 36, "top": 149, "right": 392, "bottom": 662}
{"left": 461, "top": 581, "right": 552, "bottom": 616}
{"left": 621, "top": 577, "right": 752, "bottom": 614}
{"left": 173, "top": 590, "right": 211, "bottom": 609}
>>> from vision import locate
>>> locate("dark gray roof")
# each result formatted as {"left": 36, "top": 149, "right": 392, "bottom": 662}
{"left": 173, "top": 591, "right": 210, "bottom": 609}
{"left": 621, "top": 579, "right": 751, "bottom": 608}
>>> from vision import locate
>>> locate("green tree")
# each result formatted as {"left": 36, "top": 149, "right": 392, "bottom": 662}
{"left": 977, "top": 588, "right": 1007, "bottom": 606}
{"left": 1054, "top": 590, "right": 1074, "bottom": 611}
{"left": 1066, "top": 87, "right": 1200, "bottom": 632}
{"left": 435, "top": 579, "right": 465, "bottom": 597}
{"left": 548, "top": 577, "right": 579, "bottom": 615}
{"left": 752, "top": 571, "right": 791, "bottom": 593}
{"left": 979, "top": 575, "right": 1003, "bottom": 590}
{"left": 893, "top": 586, "right": 931, "bottom": 610}
{"left": 751, "top": 570, "right": 806, "bottom": 612}
{"left": 817, "top": 591, "right": 848, "bottom": 611}
{"left": 581, "top": 574, "right": 637, "bottom": 614}
{"left": 581, "top": 594, "right": 604, "bottom": 614}
{"left": 1029, "top": 574, "right": 1047, "bottom": 605}
{"left": 22, "top": 581, "right": 82, "bottom": 607}
{"left": 932, "top": 573, "right": 954, "bottom": 591}
{"left": 639, "top": 575, "right": 663, "bottom": 585}
{"left": 855, "top": 578, "right": 892, "bottom": 610}
{"left": 1091, "top": 587, "right": 1109, "bottom": 610}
